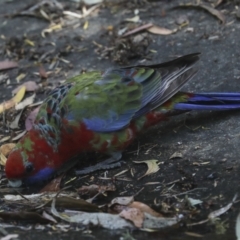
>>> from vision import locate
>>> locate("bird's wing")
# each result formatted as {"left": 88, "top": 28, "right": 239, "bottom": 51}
{"left": 40, "top": 53, "right": 200, "bottom": 132}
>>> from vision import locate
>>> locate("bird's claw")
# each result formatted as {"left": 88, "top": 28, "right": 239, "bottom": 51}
{"left": 75, "top": 152, "right": 123, "bottom": 175}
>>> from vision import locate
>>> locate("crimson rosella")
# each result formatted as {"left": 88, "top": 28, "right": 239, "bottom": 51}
{"left": 5, "top": 53, "right": 240, "bottom": 187}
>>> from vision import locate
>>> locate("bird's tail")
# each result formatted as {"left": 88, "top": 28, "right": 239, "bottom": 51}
{"left": 173, "top": 92, "right": 240, "bottom": 111}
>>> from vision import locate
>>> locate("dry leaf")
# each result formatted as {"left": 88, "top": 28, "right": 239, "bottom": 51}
{"left": 0, "top": 234, "right": 19, "bottom": 240}
{"left": 0, "top": 136, "right": 11, "bottom": 143}
{"left": 16, "top": 73, "right": 26, "bottom": 83}
{"left": 0, "top": 143, "right": 15, "bottom": 157}
{"left": 133, "top": 160, "right": 159, "bottom": 179}
{"left": 114, "top": 169, "right": 129, "bottom": 177}
{"left": 0, "top": 152, "right": 7, "bottom": 166}
{"left": 0, "top": 86, "right": 26, "bottom": 113}
{"left": 12, "top": 130, "right": 27, "bottom": 141}
{"left": 176, "top": 3, "right": 225, "bottom": 24}
{"left": 125, "top": 15, "right": 140, "bottom": 23}
{"left": 40, "top": 9, "right": 50, "bottom": 21}
{"left": 51, "top": 198, "right": 182, "bottom": 230}
{"left": 147, "top": 25, "right": 177, "bottom": 35}
{"left": 25, "top": 106, "right": 41, "bottom": 130}
{"left": 119, "top": 208, "right": 144, "bottom": 228}
{"left": 169, "top": 152, "right": 183, "bottom": 159}
{"left": 185, "top": 232, "right": 204, "bottom": 238}
{"left": 83, "top": 21, "right": 89, "bottom": 29}
{"left": 9, "top": 110, "right": 23, "bottom": 129}
{"left": 83, "top": 0, "right": 103, "bottom": 5}
{"left": 39, "top": 174, "right": 64, "bottom": 193}
{"left": 39, "top": 66, "right": 48, "bottom": 79}
{"left": 15, "top": 94, "right": 35, "bottom": 110}
{"left": 12, "top": 81, "right": 39, "bottom": 94}
{"left": 236, "top": 212, "right": 240, "bottom": 240}
{"left": 42, "top": 211, "right": 57, "bottom": 223}
{"left": 41, "top": 23, "right": 62, "bottom": 38}
{"left": 187, "top": 197, "right": 203, "bottom": 207}
{"left": 214, "top": 0, "right": 223, "bottom": 7}
{"left": 0, "top": 61, "right": 18, "bottom": 71}
{"left": 51, "top": 200, "right": 134, "bottom": 229}
{"left": 208, "top": 194, "right": 237, "bottom": 219}
{"left": 24, "top": 39, "right": 35, "bottom": 47}
{"left": 63, "top": 4, "right": 100, "bottom": 20}
{"left": 110, "top": 196, "right": 134, "bottom": 206}
{"left": 122, "top": 23, "right": 153, "bottom": 37}
{"left": 129, "top": 201, "right": 162, "bottom": 217}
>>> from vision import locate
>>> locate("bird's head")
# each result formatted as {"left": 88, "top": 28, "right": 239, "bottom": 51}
{"left": 5, "top": 132, "right": 56, "bottom": 187}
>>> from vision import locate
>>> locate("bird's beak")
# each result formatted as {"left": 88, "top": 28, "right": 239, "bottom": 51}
{"left": 8, "top": 179, "right": 22, "bottom": 187}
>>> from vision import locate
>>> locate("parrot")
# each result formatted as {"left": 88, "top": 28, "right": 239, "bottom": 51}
{"left": 5, "top": 52, "right": 240, "bottom": 187}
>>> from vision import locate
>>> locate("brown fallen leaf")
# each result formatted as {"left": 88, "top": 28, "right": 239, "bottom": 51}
{"left": 147, "top": 25, "right": 177, "bottom": 35}
{"left": 0, "top": 61, "right": 18, "bottom": 71}
{"left": 39, "top": 174, "right": 64, "bottom": 193}
{"left": 12, "top": 81, "right": 39, "bottom": 94}
{"left": 0, "top": 86, "right": 26, "bottom": 114}
{"left": 119, "top": 208, "right": 144, "bottom": 228}
{"left": 176, "top": 3, "right": 225, "bottom": 24}
{"left": 133, "top": 160, "right": 160, "bottom": 180}
{"left": 129, "top": 201, "right": 163, "bottom": 217}
{"left": 111, "top": 199, "right": 163, "bottom": 217}
{"left": 25, "top": 106, "right": 41, "bottom": 130}
{"left": 122, "top": 23, "right": 153, "bottom": 37}
{"left": 39, "top": 65, "right": 48, "bottom": 79}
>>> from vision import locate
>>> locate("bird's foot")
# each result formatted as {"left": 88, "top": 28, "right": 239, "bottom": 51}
{"left": 75, "top": 152, "right": 123, "bottom": 175}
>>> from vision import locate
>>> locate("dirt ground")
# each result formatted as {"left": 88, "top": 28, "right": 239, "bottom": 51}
{"left": 1, "top": 0, "right": 240, "bottom": 239}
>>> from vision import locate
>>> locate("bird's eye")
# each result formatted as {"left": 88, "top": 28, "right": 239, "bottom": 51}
{"left": 25, "top": 163, "right": 34, "bottom": 173}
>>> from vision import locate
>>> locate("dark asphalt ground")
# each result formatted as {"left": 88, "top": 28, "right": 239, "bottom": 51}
{"left": 1, "top": 0, "right": 240, "bottom": 239}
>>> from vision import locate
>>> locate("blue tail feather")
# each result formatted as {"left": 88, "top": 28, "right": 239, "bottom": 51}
{"left": 174, "top": 92, "right": 240, "bottom": 111}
